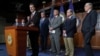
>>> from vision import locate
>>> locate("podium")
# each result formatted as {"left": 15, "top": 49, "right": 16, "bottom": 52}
{"left": 5, "top": 26, "right": 38, "bottom": 56}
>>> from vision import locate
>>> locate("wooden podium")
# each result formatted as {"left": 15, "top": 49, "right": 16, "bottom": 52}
{"left": 5, "top": 26, "right": 38, "bottom": 56}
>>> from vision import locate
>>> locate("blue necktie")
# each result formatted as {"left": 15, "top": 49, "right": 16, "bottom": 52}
{"left": 40, "top": 19, "right": 44, "bottom": 28}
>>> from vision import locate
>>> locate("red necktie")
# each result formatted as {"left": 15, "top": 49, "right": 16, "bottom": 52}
{"left": 31, "top": 14, "right": 34, "bottom": 19}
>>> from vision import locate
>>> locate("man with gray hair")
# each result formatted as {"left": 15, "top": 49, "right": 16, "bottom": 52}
{"left": 81, "top": 2, "right": 97, "bottom": 56}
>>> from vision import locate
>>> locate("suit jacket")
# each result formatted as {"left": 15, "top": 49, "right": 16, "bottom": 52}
{"left": 81, "top": 10, "right": 97, "bottom": 36}
{"left": 63, "top": 16, "right": 77, "bottom": 37}
{"left": 26, "top": 12, "right": 40, "bottom": 28}
{"left": 40, "top": 18, "right": 49, "bottom": 36}
{"left": 49, "top": 16, "right": 62, "bottom": 35}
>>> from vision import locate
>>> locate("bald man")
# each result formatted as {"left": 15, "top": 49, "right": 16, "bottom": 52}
{"left": 63, "top": 9, "right": 76, "bottom": 56}
{"left": 81, "top": 2, "right": 97, "bottom": 56}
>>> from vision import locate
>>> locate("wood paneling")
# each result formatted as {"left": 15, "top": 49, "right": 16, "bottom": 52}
{"left": 42, "top": 12, "right": 100, "bottom": 49}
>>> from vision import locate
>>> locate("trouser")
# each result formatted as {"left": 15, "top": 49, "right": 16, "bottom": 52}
{"left": 63, "top": 37, "right": 74, "bottom": 56}
{"left": 40, "top": 34, "right": 48, "bottom": 51}
{"left": 29, "top": 31, "right": 39, "bottom": 56}
{"left": 49, "top": 34, "right": 60, "bottom": 54}
{"left": 27, "top": 33, "right": 31, "bottom": 49}
{"left": 83, "top": 32, "right": 94, "bottom": 56}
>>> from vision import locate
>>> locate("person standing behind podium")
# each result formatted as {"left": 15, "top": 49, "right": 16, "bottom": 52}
{"left": 26, "top": 3, "right": 40, "bottom": 56}
{"left": 39, "top": 12, "right": 49, "bottom": 52}
{"left": 81, "top": 2, "right": 97, "bottom": 56}
{"left": 63, "top": 9, "right": 76, "bottom": 56}
{"left": 13, "top": 18, "right": 26, "bottom": 26}
{"left": 21, "top": 19, "right": 25, "bottom": 26}
{"left": 49, "top": 9, "right": 62, "bottom": 55}
{"left": 13, "top": 18, "right": 19, "bottom": 26}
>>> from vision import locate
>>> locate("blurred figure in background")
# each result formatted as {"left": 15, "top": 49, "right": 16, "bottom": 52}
{"left": 21, "top": 19, "right": 25, "bottom": 26}
{"left": 13, "top": 18, "right": 19, "bottom": 26}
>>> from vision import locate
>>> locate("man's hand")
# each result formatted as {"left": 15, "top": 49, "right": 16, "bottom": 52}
{"left": 49, "top": 27, "right": 53, "bottom": 31}
{"left": 63, "top": 30, "right": 67, "bottom": 37}
{"left": 29, "top": 23, "right": 34, "bottom": 27}
{"left": 27, "top": 16, "right": 30, "bottom": 21}
{"left": 63, "top": 30, "right": 66, "bottom": 34}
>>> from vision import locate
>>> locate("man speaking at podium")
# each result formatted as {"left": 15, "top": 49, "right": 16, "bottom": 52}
{"left": 26, "top": 3, "right": 40, "bottom": 56}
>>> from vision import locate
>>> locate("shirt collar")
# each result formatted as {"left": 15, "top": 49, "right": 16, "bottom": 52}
{"left": 87, "top": 9, "right": 91, "bottom": 13}
{"left": 68, "top": 15, "right": 72, "bottom": 19}
{"left": 41, "top": 17, "right": 45, "bottom": 21}
{"left": 55, "top": 15, "right": 58, "bottom": 18}
{"left": 32, "top": 11, "right": 36, "bottom": 15}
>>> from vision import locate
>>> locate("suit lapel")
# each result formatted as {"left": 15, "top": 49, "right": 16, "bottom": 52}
{"left": 85, "top": 10, "right": 92, "bottom": 18}
{"left": 83, "top": 10, "right": 92, "bottom": 24}
{"left": 50, "top": 16, "right": 59, "bottom": 25}
{"left": 52, "top": 17, "right": 58, "bottom": 24}
{"left": 31, "top": 12, "right": 37, "bottom": 20}
{"left": 50, "top": 17, "right": 55, "bottom": 25}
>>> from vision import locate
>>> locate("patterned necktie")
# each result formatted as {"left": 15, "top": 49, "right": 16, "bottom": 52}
{"left": 31, "top": 14, "right": 34, "bottom": 19}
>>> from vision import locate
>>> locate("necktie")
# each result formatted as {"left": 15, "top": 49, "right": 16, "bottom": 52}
{"left": 40, "top": 19, "right": 44, "bottom": 28}
{"left": 31, "top": 14, "right": 34, "bottom": 19}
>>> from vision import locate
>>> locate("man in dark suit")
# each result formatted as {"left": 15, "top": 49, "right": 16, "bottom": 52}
{"left": 26, "top": 3, "right": 40, "bottom": 56}
{"left": 39, "top": 12, "right": 49, "bottom": 52}
{"left": 63, "top": 9, "right": 76, "bottom": 56}
{"left": 81, "top": 2, "right": 97, "bottom": 56}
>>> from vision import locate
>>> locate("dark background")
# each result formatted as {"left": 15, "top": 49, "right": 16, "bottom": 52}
{"left": 0, "top": 0, "right": 100, "bottom": 23}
